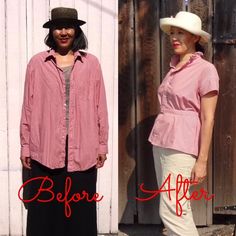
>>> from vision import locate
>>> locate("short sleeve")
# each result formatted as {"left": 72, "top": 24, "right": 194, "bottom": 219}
{"left": 198, "top": 65, "right": 219, "bottom": 97}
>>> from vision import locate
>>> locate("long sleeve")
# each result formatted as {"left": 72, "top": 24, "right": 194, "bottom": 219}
{"left": 20, "top": 63, "right": 34, "bottom": 157}
{"left": 96, "top": 63, "right": 109, "bottom": 154}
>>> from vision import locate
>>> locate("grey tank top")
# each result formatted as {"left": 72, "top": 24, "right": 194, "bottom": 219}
{"left": 61, "top": 66, "right": 72, "bottom": 133}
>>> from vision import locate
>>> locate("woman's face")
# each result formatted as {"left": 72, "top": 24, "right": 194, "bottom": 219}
{"left": 52, "top": 23, "right": 76, "bottom": 52}
{"left": 169, "top": 26, "right": 199, "bottom": 56}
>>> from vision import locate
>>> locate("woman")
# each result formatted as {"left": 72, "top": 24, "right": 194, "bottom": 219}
{"left": 20, "top": 7, "right": 108, "bottom": 236}
{"left": 149, "top": 11, "right": 219, "bottom": 236}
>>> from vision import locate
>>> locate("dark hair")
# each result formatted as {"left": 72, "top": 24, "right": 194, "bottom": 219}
{"left": 195, "top": 42, "right": 205, "bottom": 54}
{"left": 44, "top": 26, "right": 88, "bottom": 52}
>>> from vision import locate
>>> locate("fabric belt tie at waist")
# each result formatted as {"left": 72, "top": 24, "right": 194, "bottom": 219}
{"left": 160, "top": 108, "right": 199, "bottom": 117}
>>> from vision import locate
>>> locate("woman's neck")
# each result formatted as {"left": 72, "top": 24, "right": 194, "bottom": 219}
{"left": 179, "top": 51, "right": 196, "bottom": 62}
{"left": 55, "top": 50, "right": 75, "bottom": 67}
{"left": 56, "top": 48, "right": 74, "bottom": 56}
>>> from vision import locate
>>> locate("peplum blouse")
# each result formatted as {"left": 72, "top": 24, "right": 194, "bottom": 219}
{"left": 148, "top": 52, "right": 219, "bottom": 156}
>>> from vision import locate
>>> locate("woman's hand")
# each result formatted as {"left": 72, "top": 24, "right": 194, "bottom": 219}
{"left": 191, "top": 160, "right": 207, "bottom": 184}
{"left": 96, "top": 154, "right": 107, "bottom": 168}
{"left": 20, "top": 156, "right": 32, "bottom": 169}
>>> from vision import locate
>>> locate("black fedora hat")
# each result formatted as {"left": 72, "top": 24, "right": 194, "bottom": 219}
{"left": 43, "top": 7, "right": 86, "bottom": 28}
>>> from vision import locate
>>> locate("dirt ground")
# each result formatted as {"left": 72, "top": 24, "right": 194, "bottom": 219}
{"left": 117, "top": 224, "right": 236, "bottom": 236}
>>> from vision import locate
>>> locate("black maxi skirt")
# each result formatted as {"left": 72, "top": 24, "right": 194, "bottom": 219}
{"left": 26, "top": 137, "right": 98, "bottom": 236}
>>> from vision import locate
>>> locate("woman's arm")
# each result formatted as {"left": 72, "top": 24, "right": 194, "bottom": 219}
{"left": 20, "top": 64, "right": 34, "bottom": 169}
{"left": 95, "top": 62, "right": 109, "bottom": 168}
{"left": 191, "top": 91, "right": 218, "bottom": 184}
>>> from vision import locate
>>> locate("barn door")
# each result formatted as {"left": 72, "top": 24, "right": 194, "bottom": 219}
{"left": 213, "top": 0, "right": 236, "bottom": 215}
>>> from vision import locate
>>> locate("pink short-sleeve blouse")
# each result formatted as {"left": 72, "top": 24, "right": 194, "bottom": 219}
{"left": 148, "top": 52, "right": 219, "bottom": 156}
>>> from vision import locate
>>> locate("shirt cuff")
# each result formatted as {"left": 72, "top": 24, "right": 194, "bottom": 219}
{"left": 98, "top": 144, "right": 108, "bottom": 154}
{"left": 21, "top": 145, "right": 30, "bottom": 157}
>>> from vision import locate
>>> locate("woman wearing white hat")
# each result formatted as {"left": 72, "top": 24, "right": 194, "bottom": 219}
{"left": 149, "top": 11, "right": 219, "bottom": 235}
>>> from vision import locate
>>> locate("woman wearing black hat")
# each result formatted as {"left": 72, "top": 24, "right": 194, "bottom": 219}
{"left": 20, "top": 7, "right": 108, "bottom": 236}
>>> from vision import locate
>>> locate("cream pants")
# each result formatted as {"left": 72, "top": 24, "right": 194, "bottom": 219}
{"left": 153, "top": 146, "right": 199, "bottom": 236}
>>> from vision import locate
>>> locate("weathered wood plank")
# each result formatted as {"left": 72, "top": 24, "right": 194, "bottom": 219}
{"left": 87, "top": 0, "right": 102, "bottom": 58}
{"left": 119, "top": 0, "right": 137, "bottom": 224}
{"left": 213, "top": 0, "right": 236, "bottom": 211}
{"left": 0, "top": 0, "right": 9, "bottom": 233}
{"left": 189, "top": 0, "right": 213, "bottom": 226}
{"left": 75, "top": 0, "right": 89, "bottom": 37}
{"left": 6, "top": 0, "right": 28, "bottom": 234}
{"left": 134, "top": 0, "right": 161, "bottom": 224}
{"left": 97, "top": 0, "right": 118, "bottom": 233}
{"left": 213, "top": 0, "right": 236, "bottom": 216}
{"left": 0, "top": 173, "right": 9, "bottom": 235}
{"left": 111, "top": 5, "right": 118, "bottom": 229}
{"left": 60, "top": 0, "right": 75, "bottom": 7}
{"left": 214, "top": 45, "right": 236, "bottom": 213}
{"left": 31, "top": 0, "right": 49, "bottom": 54}
{"left": 49, "top": 0, "right": 61, "bottom": 8}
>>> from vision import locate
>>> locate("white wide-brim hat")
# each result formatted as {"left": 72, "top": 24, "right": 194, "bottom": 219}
{"left": 160, "top": 11, "right": 211, "bottom": 44}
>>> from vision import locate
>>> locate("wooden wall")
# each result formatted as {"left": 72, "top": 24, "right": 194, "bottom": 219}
{"left": 0, "top": 0, "right": 118, "bottom": 235}
{"left": 119, "top": 0, "right": 235, "bottom": 226}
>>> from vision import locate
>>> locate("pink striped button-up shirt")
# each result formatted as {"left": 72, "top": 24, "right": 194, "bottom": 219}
{"left": 20, "top": 50, "right": 109, "bottom": 171}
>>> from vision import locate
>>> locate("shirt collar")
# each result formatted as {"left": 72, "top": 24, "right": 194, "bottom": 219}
{"left": 170, "top": 51, "right": 203, "bottom": 69}
{"left": 45, "top": 49, "right": 84, "bottom": 62}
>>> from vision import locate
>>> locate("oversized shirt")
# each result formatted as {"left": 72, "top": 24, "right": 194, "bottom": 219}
{"left": 20, "top": 49, "right": 109, "bottom": 171}
{"left": 149, "top": 52, "right": 219, "bottom": 156}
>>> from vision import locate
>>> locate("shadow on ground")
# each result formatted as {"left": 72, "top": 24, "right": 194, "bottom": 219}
{"left": 118, "top": 224, "right": 236, "bottom": 236}
{"left": 119, "top": 224, "right": 165, "bottom": 236}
